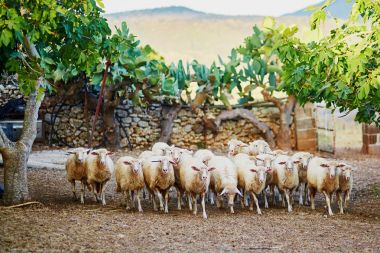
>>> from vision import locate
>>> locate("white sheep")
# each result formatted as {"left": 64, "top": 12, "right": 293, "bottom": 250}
{"left": 249, "top": 140, "right": 272, "bottom": 155}
{"left": 255, "top": 153, "right": 277, "bottom": 208}
{"left": 193, "top": 149, "right": 215, "bottom": 165}
{"left": 65, "top": 147, "right": 90, "bottom": 204}
{"left": 179, "top": 156, "right": 216, "bottom": 219}
{"left": 115, "top": 156, "right": 145, "bottom": 212}
{"left": 234, "top": 154, "right": 270, "bottom": 214}
{"left": 336, "top": 162, "right": 354, "bottom": 214}
{"left": 151, "top": 142, "right": 172, "bottom": 155}
{"left": 307, "top": 157, "right": 345, "bottom": 216}
{"left": 208, "top": 156, "right": 241, "bottom": 214}
{"left": 273, "top": 155, "right": 300, "bottom": 212}
{"left": 142, "top": 155, "right": 175, "bottom": 213}
{"left": 85, "top": 148, "right": 114, "bottom": 205}
{"left": 291, "top": 152, "right": 313, "bottom": 205}
{"left": 227, "top": 139, "right": 250, "bottom": 157}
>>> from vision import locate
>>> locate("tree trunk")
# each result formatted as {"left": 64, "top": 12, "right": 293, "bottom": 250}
{"left": 262, "top": 90, "right": 296, "bottom": 150}
{"left": 214, "top": 108, "right": 276, "bottom": 147}
{"left": 2, "top": 144, "right": 30, "bottom": 204}
{"left": 0, "top": 78, "right": 44, "bottom": 205}
{"left": 159, "top": 104, "right": 182, "bottom": 143}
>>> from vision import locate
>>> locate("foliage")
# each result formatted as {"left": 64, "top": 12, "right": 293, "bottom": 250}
{"left": 279, "top": 0, "right": 380, "bottom": 126}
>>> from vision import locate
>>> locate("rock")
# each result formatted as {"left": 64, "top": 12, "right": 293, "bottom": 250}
{"left": 71, "top": 107, "right": 82, "bottom": 114}
{"left": 184, "top": 125, "right": 192, "bottom": 133}
{"left": 69, "top": 118, "right": 82, "bottom": 128}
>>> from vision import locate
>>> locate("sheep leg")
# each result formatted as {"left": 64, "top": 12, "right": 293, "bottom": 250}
{"left": 299, "top": 183, "right": 304, "bottom": 205}
{"left": 285, "top": 189, "right": 292, "bottom": 212}
{"left": 177, "top": 189, "right": 182, "bottom": 210}
{"left": 309, "top": 187, "right": 316, "bottom": 210}
{"left": 201, "top": 192, "right": 207, "bottom": 219}
{"left": 251, "top": 192, "right": 262, "bottom": 215}
{"left": 263, "top": 189, "right": 269, "bottom": 209}
{"left": 277, "top": 188, "right": 283, "bottom": 202}
{"left": 71, "top": 181, "right": 77, "bottom": 200}
{"left": 80, "top": 181, "right": 85, "bottom": 204}
{"left": 152, "top": 194, "right": 158, "bottom": 211}
{"left": 344, "top": 191, "right": 350, "bottom": 209}
{"left": 270, "top": 185, "right": 276, "bottom": 206}
{"left": 281, "top": 191, "right": 286, "bottom": 207}
{"left": 101, "top": 183, "right": 106, "bottom": 206}
{"left": 136, "top": 190, "right": 143, "bottom": 212}
{"left": 188, "top": 194, "right": 193, "bottom": 211}
{"left": 192, "top": 194, "right": 197, "bottom": 215}
{"left": 216, "top": 194, "right": 222, "bottom": 208}
{"left": 304, "top": 183, "right": 309, "bottom": 205}
{"left": 125, "top": 190, "right": 131, "bottom": 210}
{"left": 164, "top": 191, "right": 169, "bottom": 213}
{"left": 155, "top": 189, "right": 164, "bottom": 211}
{"left": 209, "top": 191, "right": 215, "bottom": 205}
{"left": 323, "top": 191, "right": 333, "bottom": 216}
{"left": 241, "top": 190, "right": 246, "bottom": 209}
{"left": 337, "top": 191, "right": 343, "bottom": 214}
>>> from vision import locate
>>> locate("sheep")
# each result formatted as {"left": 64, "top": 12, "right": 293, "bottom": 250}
{"left": 115, "top": 156, "right": 145, "bottom": 212}
{"left": 273, "top": 155, "right": 300, "bottom": 212}
{"left": 85, "top": 148, "right": 114, "bottom": 205}
{"left": 336, "top": 162, "right": 354, "bottom": 214}
{"left": 291, "top": 152, "right": 313, "bottom": 205}
{"left": 151, "top": 142, "right": 172, "bottom": 155}
{"left": 166, "top": 148, "right": 193, "bottom": 210}
{"left": 234, "top": 154, "right": 270, "bottom": 214}
{"left": 208, "top": 156, "right": 241, "bottom": 214}
{"left": 307, "top": 157, "right": 345, "bottom": 216}
{"left": 249, "top": 140, "right": 272, "bottom": 155}
{"left": 179, "top": 156, "right": 216, "bottom": 219}
{"left": 142, "top": 155, "right": 175, "bottom": 213}
{"left": 193, "top": 149, "right": 215, "bottom": 165}
{"left": 255, "top": 153, "right": 277, "bottom": 208}
{"left": 138, "top": 150, "right": 156, "bottom": 159}
{"left": 65, "top": 147, "right": 90, "bottom": 204}
{"left": 227, "top": 139, "right": 250, "bottom": 157}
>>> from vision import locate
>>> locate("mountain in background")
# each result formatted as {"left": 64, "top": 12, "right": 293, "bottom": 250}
{"left": 284, "top": 0, "right": 353, "bottom": 19}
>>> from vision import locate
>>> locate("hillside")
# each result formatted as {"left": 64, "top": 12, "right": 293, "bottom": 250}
{"left": 105, "top": 6, "right": 339, "bottom": 65}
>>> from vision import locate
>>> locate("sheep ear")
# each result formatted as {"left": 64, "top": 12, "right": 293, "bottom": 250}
{"left": 293, "top": 160, "right": 300, "bottom": 164}
{"left": 320, "top": 163, "right": 329, "bottom": 168}
{"left": 151, "top": 160, "right": 161, "bottom": 163}
{"left": 67, "top": 151, "right": 75, "bottom": 155}
{"left": 278, "top": 161, "right": 286, "bottom": 165}
{"left": 107, "top": 152, "right": 114, "bottom": 156}
{"left": 86, "top": 149, "right": 91, "bottom": 154}
{"left": 266, "top": 168, "right": 272, "bottom": 173}
{"left": 234, "top": 188, "right": 243, "bottom": 197}
{"left": 337, "top": 163, "right": 346, "bottom": 168}
{"left": 191, "top": 166, "right": 200, "bottom": 172}
{"left": 91, "top": 151, "right": 99, "bottom": 156}
{"left": 169, "top": 160, "right": 177, "bottom": 165}
{"left": 123, "top": 161, "right": 132, "bottom": 165}
{"left": 208, "top": 167, "right": 216, "bottom": 172}
{"left": 203, "top": 160, "right": 209, "bottom": 166}
{"left": 239, "top": 143, "right": 249, "bottom": 147}
{"left": 250, "top": 168, "right": 257, "bottom": 172}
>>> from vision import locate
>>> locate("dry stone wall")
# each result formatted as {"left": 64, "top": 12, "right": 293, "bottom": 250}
{"left": 0, "top": 82, "right": 23, "bottom": 107}
{"left": 42, "top": 102, "right": 296, "bottom": 151}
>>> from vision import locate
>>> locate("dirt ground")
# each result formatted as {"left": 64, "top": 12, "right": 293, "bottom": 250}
{"left": 0, "top": 149, "right": 379, "bottom": 252}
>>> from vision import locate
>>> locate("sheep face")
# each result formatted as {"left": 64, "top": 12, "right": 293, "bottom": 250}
{"left": 250, "top": 166, "right": 270, "bottom": 183}
{"left": 152, "top": 157, "right": 176, "bottom": 174}
{"left": 320, "top": 161, "right": 345, "bottom": 178}
{"left": 168, "top": 147, "right": 192, "bottom": 164}
{"left": 339, "top": 163, "right": 354, "bottom": 181}
{"left": 124, "top": 160, "right": 142, "bottom": 174}
{"left": 298, "top": 153, "right": 313, "bottom": 170}
{"left": 278, "top": 157, "right": 300, "bottom": 171}
{"left": 249, "top": 140, "right": 271, "bottom": 155}
{"left": 255, "top": 154, "right": 275, "bottom": 170}
{"left": 227, "top": 140, "right": 248, "bottom": 156}
{"left": 191, "top": 165, "right": 215, "bottom": 183}
{"left": 220, "top": 186, "right": 242, "bottom": 206}
{"left": 91, "top": 150, "right": 113, "bottom": 165}
{"left": 68, "top": 148, "right": 89, "bottom": 163}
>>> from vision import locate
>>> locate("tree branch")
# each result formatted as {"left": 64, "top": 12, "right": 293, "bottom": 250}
{"left": 0, "top": 127, "right": 13, "bottom": 150}
{"left": 214, "top": 108, "right": 276, "bottom": 147}
{"left": 261, "top": 89, "right": 283, "bottom": 110}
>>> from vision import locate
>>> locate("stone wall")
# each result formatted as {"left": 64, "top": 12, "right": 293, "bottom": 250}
{"left": 42, "top": 102, "right": 296, "bottom": 151}
{"left": 0, "top": 81, "right": 23, "bottom": 107}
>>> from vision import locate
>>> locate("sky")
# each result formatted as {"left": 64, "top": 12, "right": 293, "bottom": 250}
{"left": 104, "top": 0, "right": 323, "bottom": 17}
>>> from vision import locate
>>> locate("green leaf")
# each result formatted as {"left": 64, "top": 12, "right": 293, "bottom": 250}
{"left": 1, "top": 29, "right": 12, "bottom": 46}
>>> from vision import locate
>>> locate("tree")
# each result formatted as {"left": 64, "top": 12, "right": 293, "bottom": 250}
{"left": 279, "top": 0, "right": 380, "bottom": 126}
{"left": 0, "top": 0, "right": 110, "bottom": 205}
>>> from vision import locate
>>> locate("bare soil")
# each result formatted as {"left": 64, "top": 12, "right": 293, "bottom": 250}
{"left": 0, "top": 149, "right": 379, "bottom": 252}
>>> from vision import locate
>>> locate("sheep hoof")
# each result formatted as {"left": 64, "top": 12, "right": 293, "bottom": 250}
{"left": 249, "top": 207, "right": 254, "bottom": 211}
{"left": 257, "top": 211, "right": 262, "bottom": 215}
{"left": 203, "top": 214, "right": 208, "bottom": 219}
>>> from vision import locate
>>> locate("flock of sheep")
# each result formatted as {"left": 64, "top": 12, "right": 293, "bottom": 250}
{"left": 65, "top": 139, "right": 354, "bottom": 219}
